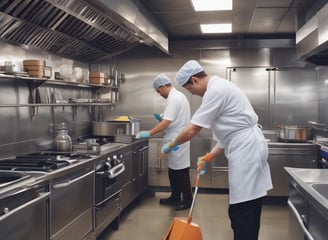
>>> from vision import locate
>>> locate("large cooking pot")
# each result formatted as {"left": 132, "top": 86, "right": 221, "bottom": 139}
{"left": 92, "top": 118, "right": 140, "bottom": 136}
{"left": 277, "top": 124, "right": 312, "bottom": 142}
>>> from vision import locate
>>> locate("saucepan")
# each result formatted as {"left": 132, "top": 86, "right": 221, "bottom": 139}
{"left": 277, "top": 124, "right": 312, "bottom": 142}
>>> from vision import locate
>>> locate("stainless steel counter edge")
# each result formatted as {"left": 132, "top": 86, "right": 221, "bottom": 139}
{"left": 284, "top": 167, "right": 328, "bottom": 219}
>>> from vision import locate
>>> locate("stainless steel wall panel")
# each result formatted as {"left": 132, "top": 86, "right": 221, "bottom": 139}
{"left": 229, "top": 67, "right": 270, "bottom": 128}
{"left": 318, "top": 67, "right": 328, "bottom": 125}
{"left": 275, "top": 69, "right": 318, "bottom": 125}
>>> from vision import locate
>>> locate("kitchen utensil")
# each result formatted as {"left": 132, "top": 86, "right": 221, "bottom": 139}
{"left": 93, "top": 117, "right": 141, "bottom": 137}
{"left": 55, "top": 123, "right": 72, "bottom": 152}
{"left": 59, "top": 64, "right": 72, "bottom": 81}
{"left": 162, "top": 173, "right": 202, "bottom": 240}
{"left": 72, "top": 67, "right": 83, "bottom": 83}
{"left": 92, "top": 121, "right": 130, "bottom": 136}
{"left": 277, "top": 124, "right": 312, "bottom": 142}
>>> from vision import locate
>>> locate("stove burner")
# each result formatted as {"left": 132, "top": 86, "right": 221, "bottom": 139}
{"left": 0, "top": 152, "right": 92, "bottom": 172}
{"left": 16, "top": 152, "right": 92, "bottom": 161}
{"left": 75, "top": 136, "right": 115, "bottom": 146}
{"left": 0, "top": 159, "right": 69, "bottom": 172}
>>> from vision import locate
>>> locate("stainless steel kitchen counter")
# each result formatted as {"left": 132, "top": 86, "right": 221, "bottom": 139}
{"left": 284, "top": 167, "right": 328, "bottom": 221}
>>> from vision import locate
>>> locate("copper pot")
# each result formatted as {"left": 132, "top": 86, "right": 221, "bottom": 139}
{"left": 277, "top": 125, "right": 312, "bottom": 142}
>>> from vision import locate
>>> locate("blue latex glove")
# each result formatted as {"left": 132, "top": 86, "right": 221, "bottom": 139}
{"left": 162, "top": 140, "right": 176, "bottom": 153}
{"left": 173, "top": 146, "right": 179, "bottom": 151}
{"left": 136, "top": 131, "right": 151, "bottom": 138}
{"left": 154, "top": 113, "right": 162, "bottom": 122}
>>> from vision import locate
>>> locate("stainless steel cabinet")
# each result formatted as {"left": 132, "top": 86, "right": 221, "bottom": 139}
{"left": 50, "top": 167, "right": 94, "bottom": 240}
{"left": 0, "top": 183, "right": 50, "bottom": 240}
{"left": 228, "top": 67, "right": 318, "bottom": 129}
{"left": 148, "top": 138, "right": 213, "bottom": 188}
{"left": 148, "top": 138, "right": 169, "bottom": 187}
{"left": 268, "top": 143, "right": 318, "bottom": 196}
{"left": 120, "top": 149, "right": 134, "bottom": 210}
{"left": 132, "top": 141, "right": 149, "bottom": 199}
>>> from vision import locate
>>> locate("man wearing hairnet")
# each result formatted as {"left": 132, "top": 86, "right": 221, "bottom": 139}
{"left": 162, "top": 60, "right": 272, "bottom": 239}
{"left": 136, "top": 73, "right": 193, "bottom": 210}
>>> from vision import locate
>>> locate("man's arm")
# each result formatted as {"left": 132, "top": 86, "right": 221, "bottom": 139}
{"left": 149, "top": 119, "right": 171, "bottom": 136}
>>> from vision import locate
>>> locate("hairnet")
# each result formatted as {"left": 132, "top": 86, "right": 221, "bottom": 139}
{"left": 153, "top": 73, "right": 171, "bottom": 89}
{"left": 175, "top": 60, "right": 204, "bottom": 86}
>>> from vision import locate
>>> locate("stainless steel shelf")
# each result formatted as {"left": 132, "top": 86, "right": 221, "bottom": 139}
{"left": 0, "top": 103, "right": 119, "bottom": 107}
{"left": 0, "top": 74, "right": 119, "bottom": 89}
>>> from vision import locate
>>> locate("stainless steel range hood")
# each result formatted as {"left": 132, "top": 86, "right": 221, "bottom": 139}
{"left": 0, "top": 0, "right": 169, "bottom": 62}
{"left": 296, "top": 2, "right": 328, "bottom": 66}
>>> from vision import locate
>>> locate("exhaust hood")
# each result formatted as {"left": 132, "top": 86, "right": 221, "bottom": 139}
{"left": 296, "top": 2, "right": 328, "bottom": 66}
{"left": 0, "top": 0, "right": 168, "bottom": 62}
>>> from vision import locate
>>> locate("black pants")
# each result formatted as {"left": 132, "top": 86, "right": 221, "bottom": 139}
{"left": 228, "top": 197, "right": 263, "bottom": 240}
{"left": 168, "top": 167, "right": 193, "bottom": 204}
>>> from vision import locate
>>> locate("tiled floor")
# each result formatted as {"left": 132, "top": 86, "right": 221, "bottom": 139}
{"left": 98, "top": 192, "right": 289, "bottom": 240}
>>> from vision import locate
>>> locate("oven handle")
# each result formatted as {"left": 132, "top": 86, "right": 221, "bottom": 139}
{"left": 287, "top": 200, "right": 314, "bottom": 240}
{"left": 0, "top": 192, "right": 50, "bottom": 221}
{"left": 96, "top": 163, "right": 125, "bottom": 179}
{"left": 52, "top": 171, "right": 94, "bottom": 189}
{"left": 138, "top": 146, "right": 149, "bottom": 152}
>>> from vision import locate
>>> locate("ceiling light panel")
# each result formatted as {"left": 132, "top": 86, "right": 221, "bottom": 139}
{"left": 200, "top": 24, "right": 232, "bottom": 33}
{"left": 191, "top": 0, "right": 233, "bottom": 11}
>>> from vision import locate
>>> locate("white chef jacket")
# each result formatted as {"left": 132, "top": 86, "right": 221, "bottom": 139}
{"left": 162, "top": 88, "right": 191, "bottom": 170}
{"left": 191, "top": 76, "right": 272, "bottom": 204}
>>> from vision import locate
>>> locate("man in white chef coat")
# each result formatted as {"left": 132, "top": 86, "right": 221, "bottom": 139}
{"left": 136, "top": 73, "right": 193, "bottom": 210}
{"left": 162, "top": 60, "right": 273, "bottom": 239}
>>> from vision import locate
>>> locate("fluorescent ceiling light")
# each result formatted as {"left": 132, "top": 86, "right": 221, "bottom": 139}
{"left": 201, "top": 24, "right": 232, "bottom": 33}
{"left": 191, "top": 0, "right": 232, "bottom": 11}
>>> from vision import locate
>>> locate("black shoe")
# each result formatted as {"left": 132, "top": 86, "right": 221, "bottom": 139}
{"left": 159, "top": 197, "right": 181, "bottom": 206}
{"left": 175, "top": 203, "right": 191, "bottom": 211}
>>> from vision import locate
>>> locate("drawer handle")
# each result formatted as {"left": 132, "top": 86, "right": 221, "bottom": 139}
{"left": 53, "top": 171, "right": 94, "bottom": 189}
{"left": 0, "top": 192, "right": 50, "bottom": 221}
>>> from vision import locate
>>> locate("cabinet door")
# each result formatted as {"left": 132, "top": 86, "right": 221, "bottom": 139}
{"left": 148, "top": 138, "right": 169, "bottom": 187}
{"left": 50, "top": 169, "right": 93, "bottom": 239}
{"left": 268, "top": 148, "right": 317, "bottom": 196}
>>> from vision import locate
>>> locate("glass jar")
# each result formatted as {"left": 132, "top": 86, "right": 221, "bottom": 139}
{"left": 55, "top": 123, "right": 72, "bottom": 152}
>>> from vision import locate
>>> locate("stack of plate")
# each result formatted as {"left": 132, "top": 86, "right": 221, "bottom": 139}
{"left": 23, "top": 59, "right": 44, "bottom": 78}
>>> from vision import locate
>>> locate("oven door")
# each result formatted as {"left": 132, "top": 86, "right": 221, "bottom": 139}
{"left": 95, "top": 163, "right": 124, "bottom": 203}
{"left": 95, "top": 190, "right": 121, "bottom": 236}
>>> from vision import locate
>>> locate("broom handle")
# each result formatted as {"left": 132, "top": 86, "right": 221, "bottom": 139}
{"left": 187, "top": 173, "right": 200, "bottom": 223}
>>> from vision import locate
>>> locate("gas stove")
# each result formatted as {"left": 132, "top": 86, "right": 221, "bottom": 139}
{"left": 0, "top": 152, "right": 92, "bottom": 172}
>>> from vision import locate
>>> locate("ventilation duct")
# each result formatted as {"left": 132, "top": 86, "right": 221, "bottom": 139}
{"left": 0, "top": 0, "right": 169, "bottom": 62}
{"left": 296, "top": 2, "right": 328, "bottom": 66}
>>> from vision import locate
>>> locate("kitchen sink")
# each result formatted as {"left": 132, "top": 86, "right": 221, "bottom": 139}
{"left": 291, "top": 168, "right": 328, "bottom": 183}
{"left": 311, "top": 184, "right": 328, "bottom": 200}
{"left": 0, "top": 171, "right": 30, "bottom": 188}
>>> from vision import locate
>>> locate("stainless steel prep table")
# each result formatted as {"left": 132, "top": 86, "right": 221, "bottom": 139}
{"left": 285, "top": 167, "right": 328, "bottom": 240}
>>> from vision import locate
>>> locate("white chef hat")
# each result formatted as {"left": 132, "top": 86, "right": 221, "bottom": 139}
{"left": 175, "top": 60, "right": 204, "bottom": 86}
{"left": 153, "top": 73, "right": 171, "bottom": 89}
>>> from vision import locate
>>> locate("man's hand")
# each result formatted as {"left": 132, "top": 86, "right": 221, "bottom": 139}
{"left": 197, "top": 152, "right": 215, "bottom": 175}
{"left": 162, "top": 140, "right": 176, "bottom": 153}
{"left": 136, "top": 131, "right": 151, "bottom": 139}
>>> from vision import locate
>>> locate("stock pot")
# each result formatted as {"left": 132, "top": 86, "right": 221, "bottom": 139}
{"left": 277, "top": 125, "right": 312, "bottom": 142}
{"left": 92, "top": 117, "right": 140, "bottom": 136}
